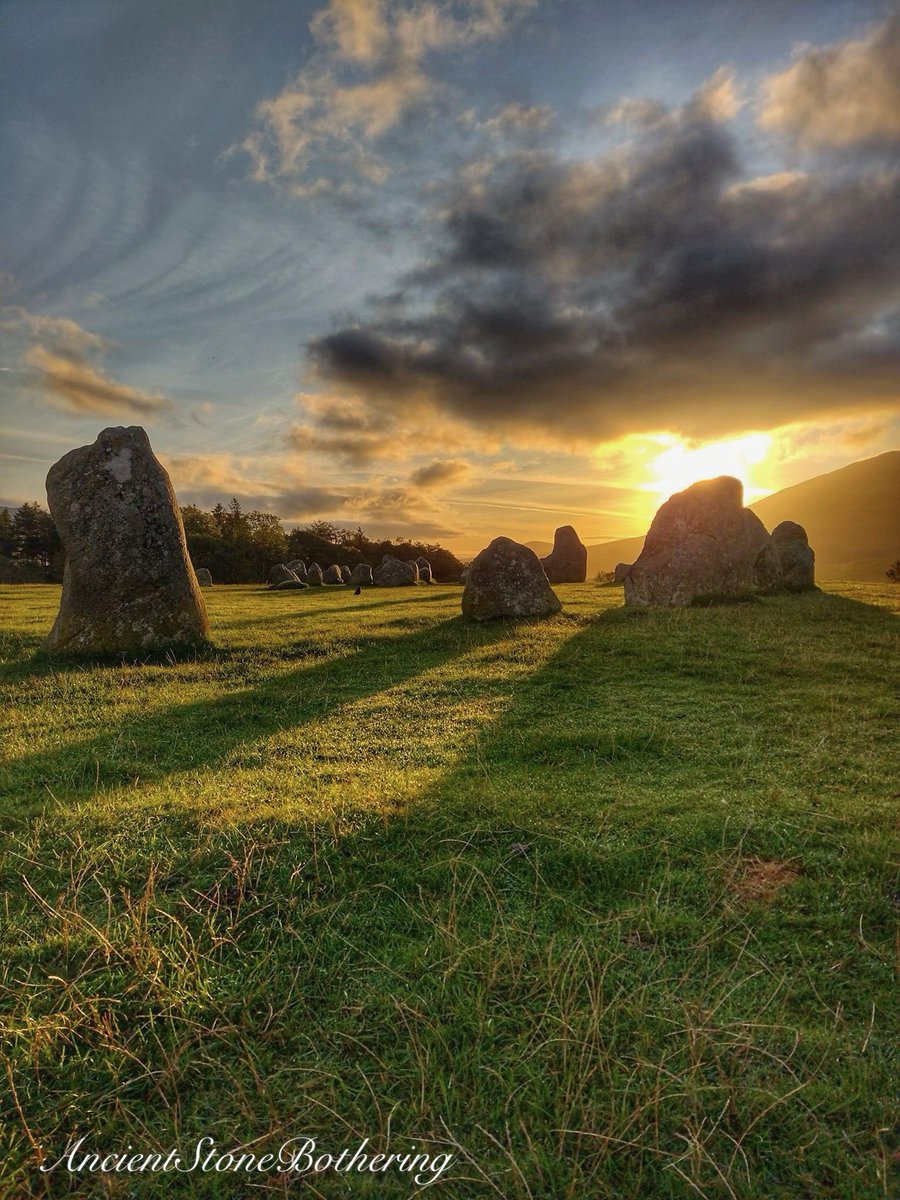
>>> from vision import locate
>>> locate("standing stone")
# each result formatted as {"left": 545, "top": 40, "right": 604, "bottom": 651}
{"left": 195, "top": 567, "right": 213, "bottom": 587}
{"left": 322, "top": 564, "right": 344, "bottom": 584}
{"left": 340, "top": 565, "right": 352, "bottom": 583}
{"left": 540, "top": 525, "right": 588, "bottom": 583}
{"left": 270, "top": 563, "right": 300, "bottom": 586}
{"left": 771, "top": 521, "right": 816, "bottom": 591}
{"left": 44, "top": 426, "right": 209, "bottom": 653}
{"left": 373, "top": 555, "right": 419, "bottom": 586}
{"left": 286, "top": 559, "right": 308, "bottom": 581}
{"left": 415, "top": 556, "right": 434, "bottom": 583}
{"left": 306, "top": 563, "right": 324, "bottom": 586}
{"left": 462, "top": 537, "right": 561, "bottom": 620}
{"left": 349, "top": 562, "right": 374, "bottom": 587}
{"left": 613, "top": 562, "right": 632, "bottom": 583}
{"left": 625, "top": 476, "right": 774, "bottom": 607}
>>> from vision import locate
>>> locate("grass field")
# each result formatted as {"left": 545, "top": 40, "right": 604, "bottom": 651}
{"left": 0, "top": 581, "right": 897, "bottom": 1198}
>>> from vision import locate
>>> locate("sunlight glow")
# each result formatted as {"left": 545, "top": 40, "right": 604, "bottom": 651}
{"left": 642, "top": 433, "right": 774, "bottom": 507}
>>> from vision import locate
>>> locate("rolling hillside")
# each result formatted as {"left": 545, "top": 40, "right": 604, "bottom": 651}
{"left": 529, "top": 451, "right": 900, "bottom": 581}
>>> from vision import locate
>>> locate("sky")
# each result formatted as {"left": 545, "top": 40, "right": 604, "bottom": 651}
{"left": 1, "top": 0, "right": 898, "bottom": 555}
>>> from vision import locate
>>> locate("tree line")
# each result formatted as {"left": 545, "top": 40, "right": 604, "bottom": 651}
{"left": 0, "top": 499, "right": 465, "bottom": 584}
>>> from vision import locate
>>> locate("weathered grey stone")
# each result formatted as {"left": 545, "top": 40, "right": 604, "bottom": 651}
{"left": 413, "top": 555, "right": 435, "bottom": 583}
{"left": 44, "top": 426, "right": 209, "bottom": 654}
{"left": 373, "top": 555, "right": 419, "bottom": 586}
{"left": 273, "top": 578, "right": 309, "bottom": 589}
{"left": 625, "top": 476, "right": 774, "bottom": 607}
{"left": 613, "top": 562, "right": 632, "bottom": 583}
{"left": 322, "top": 564, "right": 344, "bottom": 584}
{"left": 462, "top": 537, "right": 561, "bottom": 620}
{"left": 771, "top": 521, "right": 816, "bottom": 591}
{"left": 306, "top": 563, "right": 324, "bottom": 586}
{"left": 195, "top": 567, "right": 213, "bottom": 587}
{"left": 285, "top": 559, "right": 308, "bottom": 580}
{"left": 540, "top": 525, "right": 587, "bottom": 583}
{"left": 340, "top": 565, "right": 352, "bottom": 583}
{"left": 349, "top": 562, "right": 374, "bottom": 587}
{"left": 270, "top": 563, "right": 300, "bottom": 586}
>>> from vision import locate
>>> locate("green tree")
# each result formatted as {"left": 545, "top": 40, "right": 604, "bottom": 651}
{"left": 887, "top": 559, "right": 900, "bottom": 583}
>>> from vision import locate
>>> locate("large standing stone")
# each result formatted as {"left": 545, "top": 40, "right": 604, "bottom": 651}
{"left": 285, "top": 559, "right": 308, "bottom": 581}
{"left": 415, "top": 556, "right": 434, "bottom": 583}
{"left": 44, "top": 426, "right": 209, "bottom": 653}
{"left": 340, "top": 565, "right": 352, "bottom": 583}
{"left": 349, "top": 563, "right": 374, "bottom": 588}
{"left": 625, "top": 476, "right": 775, "bottom": 607}
{"left": 322, "top": 564, "right": 344, "bottom": 584}
{"left": 306, "top": 563, "right": 324, "bottom": 586}
{"left": 540, "top": 525, "right": 588, "bottom": 583}
{"left": 373, "top": 555, "right": 419, "bottom": 586}
{"left": 462, "top": 537, "right": 561, "bottom": 620}
{"left": 195, "top": 567, "right": 213, "bottom": 587}
{"left": 771, "top": 521, "right": 816, "bottom": 591}
{"left": 613, "top": 562, "right": 632, "bottom": 583}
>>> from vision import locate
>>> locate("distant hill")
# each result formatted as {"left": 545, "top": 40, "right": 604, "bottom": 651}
{"left": 528, "top": 451, "right": 900, "bottom": 582}
{"left": 750, "top": 451, "right": 899, "bottom": 581}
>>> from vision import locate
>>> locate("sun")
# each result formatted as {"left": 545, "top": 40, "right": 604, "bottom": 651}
{"left": 643, "top": 432, "right": 774, "bottom": 508}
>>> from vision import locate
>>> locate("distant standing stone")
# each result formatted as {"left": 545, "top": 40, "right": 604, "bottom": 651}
{"left": 195, "top": 567, "right": 213, "bottom": 587}
{"left": 613, "top": 562, "right": 631, "bottom": 583}
{"left": 415, "top": 556, "right": 434, "bottom": 583}
{"left": 44, "top": 426, "right": 209, "bottom": 654}
{"left": 771, "top": 521, "right": 816, "bottom": 590}
{"left": 285, "top": 559, "right": 308, "bottom": 581}
{"left": 540, "top": 525, "right": 587, "bottom": 583}
{"left": 270, "top": 563, "right": 300, "bottom": 585}
{"left": 462, "top": 536, "right": 561, "bottom": 620}
{"left": 373, "top": 555, "right": 419, "bottom": 586}
{"left": 340, "top": 565, "right": 352, "bottom": 583}
{"left": 322, "top": 564, "right": 343, "bottom": 584}
{"left": 625, "top": 476, "right": 773, "bottom": 607}
{"left": 306, "top": 563, "right": 324, "bottom": 586}
{"left": 349, "top": 563, "right": 374, "bottom": 588}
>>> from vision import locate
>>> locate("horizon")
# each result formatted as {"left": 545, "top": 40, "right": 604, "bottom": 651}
{"left": 2, "top": 1, "right": 899, "bottom": 556}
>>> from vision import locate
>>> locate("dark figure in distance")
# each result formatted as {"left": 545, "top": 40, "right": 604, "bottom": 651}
{"left": 354, "top": 585, "right": 362, "bottom": 596}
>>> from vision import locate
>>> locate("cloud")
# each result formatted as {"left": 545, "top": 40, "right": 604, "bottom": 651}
{"left": 759, "top": 8, "right": 900, "bottom": 149}
{"left": 463, "top": 102, "right": 555, "bottom": 139}
{"left": 2, "top": 307, "right": 173, "bottom": 418}
{"left": 241, "top": 0, "right": 534, "bottom": 194}
{"left": 308, "top": 74, "right": 900, "bottom": 446}
{"left": 409, "top": 458, "right": 472, "bottom": 487}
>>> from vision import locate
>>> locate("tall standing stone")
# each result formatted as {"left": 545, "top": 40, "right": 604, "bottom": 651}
{"left": 540, "top": 525, "right": 588, "bottom": 583}
{"left": 462, "top": 537, "right": 561, "bottom": 620}
{"left": 771, "top": 521, "right": 816, "bottom": 591}
{"left": 44, "top": 426, "right": 209, "bottom": 653}
{"left": 625, "top": 476, "right": 775, "bottom": 607}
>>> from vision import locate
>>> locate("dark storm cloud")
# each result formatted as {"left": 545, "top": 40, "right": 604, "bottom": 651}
{"left": 309, "top": 87, "right": 900, "bottom": 444}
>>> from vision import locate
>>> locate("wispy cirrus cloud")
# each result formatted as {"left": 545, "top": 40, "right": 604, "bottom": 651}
{"left": 241, "top": 0, "right": 534, "bottom": 195}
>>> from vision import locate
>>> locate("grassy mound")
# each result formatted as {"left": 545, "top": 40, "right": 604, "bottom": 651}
{"left": 1, "top": 582, "right": 897, "bottom": 1198}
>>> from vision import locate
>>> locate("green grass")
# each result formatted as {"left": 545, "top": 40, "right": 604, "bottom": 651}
{"left": 0, "top": 581, "right": 897, "bottom": 1198}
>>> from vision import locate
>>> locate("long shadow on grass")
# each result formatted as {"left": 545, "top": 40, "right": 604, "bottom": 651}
{"left": 0, "top": 615, "right": 516, "bottom": 815}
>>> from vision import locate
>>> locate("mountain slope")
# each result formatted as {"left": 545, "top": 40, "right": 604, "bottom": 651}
{"left": 750, "top": 451, "right": 900, "bottom": 581}
{"left": 537, "top": 451, "right": 899, "bottom": 581}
